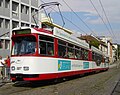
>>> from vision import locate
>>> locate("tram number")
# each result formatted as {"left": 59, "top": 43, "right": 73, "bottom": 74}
{"left": 17, "top": 67, "right": 22, "bottom": 70}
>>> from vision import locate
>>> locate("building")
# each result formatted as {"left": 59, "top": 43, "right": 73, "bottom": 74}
{"left": 112, "top": 43, "right": 118, "bottom": 61}
{"left": 0, "top": 0, "right": 40, "bottom": 57}
{"left": 99, "top": 36, "right": 113, "bottom": 63}
{"left": 79, "top": 35, "right": 114, "bottom": 63}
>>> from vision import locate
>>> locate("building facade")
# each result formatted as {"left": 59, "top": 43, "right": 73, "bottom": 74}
{"left": 99, "top": 36, "right": 114, "bottom": 63}
{"left": 0, "top": 0, "right": 40, "bottom": 57}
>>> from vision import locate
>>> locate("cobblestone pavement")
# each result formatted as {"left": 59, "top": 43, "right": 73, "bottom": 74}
{"left": 0, "top": 62, "right": 120, "bottom": 95}
{"left": 111, "top": 78, "right": 120, "bottom": 95}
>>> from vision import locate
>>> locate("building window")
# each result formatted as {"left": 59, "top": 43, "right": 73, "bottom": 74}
{"left": 0, "top": 39, "right": 3, "bottom": 49}
{"left": 31, "top": 8, "right": 34, "bottom": 15}
{"left": 21, "top": 4, "right": 24, "bottom": 13}
{"left": 35, "top": 9, "right": 38, "bottom": 15}
{"left": 21, "top": 5, "right": 29, "bottom": 15}
{"left": 5, "top": 40, "right": 10, "bottom": 49}
{"left": 26, "top": 24, "right": 29, "bottom": 27}
{"left": 5, "top": 0, "right": 10, "bottom": 8}
{"left": 0, "top": 18, "right": 3, "bottom": 28}
{"left": 25, "top": 6, "right": 29, "bottom": 14}
{"left": 31, "top": 25, "right": 35, "bottom": 28}
{"left": 12, "top": 21, "right": 19, "bottom": 29}
{"left": 21, "top": 23, "right": 25, "bottom": 27}
{"left": 5, "top": 19, "right": 10, "bottom": 29}
{"left": 0, "top": 0, "right": 3, "bottom": 7}
{"left": 12, "top": 2, "right": 19, "bottom": 16}
{"left": 21, "top": 23, "right": 29, "bottom": 27}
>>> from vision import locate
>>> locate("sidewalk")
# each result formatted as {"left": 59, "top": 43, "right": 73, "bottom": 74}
{"left": 0, "top": 77, "right": 12, "bottom": 87}
{"left": 109, "top": 63, "right": 117, "bottom": 68}
{"left": 0, "top": 78, "right": 5, "bottom": 87}
{"left": 109, "top": 61, "right": 120, "bottom": 68}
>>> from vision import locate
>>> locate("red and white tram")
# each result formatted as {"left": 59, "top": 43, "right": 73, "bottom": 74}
{"left": 10, "top": 26, "right": 109, "bottom": 82}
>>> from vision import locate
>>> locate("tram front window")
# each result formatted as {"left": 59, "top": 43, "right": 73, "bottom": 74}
{"left": 12, "top": 36, "right": 36, "bottom": 55}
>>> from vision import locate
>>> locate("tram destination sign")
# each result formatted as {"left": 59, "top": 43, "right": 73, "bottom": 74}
{"left": 13, "top": 29, "right": 31, "bottom": 35}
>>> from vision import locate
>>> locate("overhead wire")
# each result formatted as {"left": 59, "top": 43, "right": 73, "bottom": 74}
{"left": 39, "top": 0, "right": 88, "bottom": 34}
{"left": 89, "top": 0, "right": 117, "bottom": 41}
{"left": 62, "top": 0, "right": 95, "bottom": 34}
{"left": 34, "top": 9, "right": 87, "bottom": 34}
{"left": 98, "top": 0, "right": 118, "bottom": 43}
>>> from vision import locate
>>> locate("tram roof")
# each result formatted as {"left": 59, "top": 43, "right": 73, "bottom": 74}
{"left": 42, "top": 21, "right": 73, "bottom": 34}
{"left": 12, "top": 27, "right": 54, "bottom": 37}
{"left": 91, "top": 46, "right": 103, "bottom": 55}
{"left": 12, "top": 27, "right": 89, "bottom": 49}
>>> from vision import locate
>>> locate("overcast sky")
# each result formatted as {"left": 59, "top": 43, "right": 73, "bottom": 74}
{"left": 41, "top": 0, "right": 120, "bottom": 44}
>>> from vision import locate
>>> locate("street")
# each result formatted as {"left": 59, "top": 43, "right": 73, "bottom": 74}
{"left": 0, "top": 62, "right": 120, "bottom": 95}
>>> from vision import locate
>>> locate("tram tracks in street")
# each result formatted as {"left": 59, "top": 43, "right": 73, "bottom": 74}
{"left": 111, "top": 77, "right": 120, "bottom": 95}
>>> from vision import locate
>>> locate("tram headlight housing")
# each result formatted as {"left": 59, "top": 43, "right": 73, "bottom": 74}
{"left": 11, "top": 66, "right": 15, "bottom": 71}
{"left": 23, "top": 66, "right": 29, "bottom": 71}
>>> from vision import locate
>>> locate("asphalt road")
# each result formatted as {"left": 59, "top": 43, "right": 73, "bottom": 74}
{"left": 0, "top": 63, "right": 120, "bottom": 95}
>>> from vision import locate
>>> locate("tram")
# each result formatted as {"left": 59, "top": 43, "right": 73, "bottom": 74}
{"left": 10, "top": 25, "right": 109, "bottom": 82}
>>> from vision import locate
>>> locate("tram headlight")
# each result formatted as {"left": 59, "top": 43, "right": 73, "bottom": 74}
{"left": 23, "top": 66, "right": 29, "bottom": 71}
{"left": 11, "top": 66, "right": 15, "bottom": 71}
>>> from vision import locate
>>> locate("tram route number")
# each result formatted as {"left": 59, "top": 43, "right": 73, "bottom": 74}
{"left": 17, "top": 67, "right": 22, "bottom": 70}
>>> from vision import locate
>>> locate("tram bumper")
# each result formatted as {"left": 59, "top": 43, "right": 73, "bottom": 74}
{"left": 10, "top": 74, "right": 39, "bottom": 81}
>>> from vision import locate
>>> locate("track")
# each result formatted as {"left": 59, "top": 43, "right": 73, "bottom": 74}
{"left": 0, "top": 65, "right": 120, "bottom": 95}
{"left": 111, "top": 78, "right": 120, "bottom": 95}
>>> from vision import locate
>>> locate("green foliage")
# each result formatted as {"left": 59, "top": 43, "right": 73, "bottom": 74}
{"left": 90, "top": 40, "right": 100, "bottom": 48}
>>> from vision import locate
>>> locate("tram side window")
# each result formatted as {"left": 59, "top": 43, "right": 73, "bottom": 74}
{"left": 58, "top": 40, "right": 66, "bottom": 58}
{"left": 39, "top": 41, "right": 46, "bottom": 55}
{"left": 81, "top": 48, "right": 88, "bottom": 60}
{"left": 84, "top": 50, "right": 88, "bottom": 60}
{"left": 92, "top": 52, "right": 102, "bottom": 66}
{"left": 39, "top": 35, "right": 54, "bottom": 56}
{"left": 58, "top": 40, "right": 88, "bottom": 60}
{"left": 75, "top": 46, "right": 81, "bottom": 59}
{"left": 81, "top": 48, "right": 85, "bottom": 60}
{"left": 92, "top": 52, "right": 95, "bottom": 61}
{"left": 47, "top": 43, "right": 54, "bottom": 56}
{"left": 96, "top": 54, "right": 102, "bottom": 66}
{"left": 67, "top": 43, "right": 75, "bottom": 58}
{"left": 75, "top": 47, "right": 82, "bottom": 59}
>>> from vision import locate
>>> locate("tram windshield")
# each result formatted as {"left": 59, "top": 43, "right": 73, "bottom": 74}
{"left": 12, "top": 36, "right": 36, "bottom": 55}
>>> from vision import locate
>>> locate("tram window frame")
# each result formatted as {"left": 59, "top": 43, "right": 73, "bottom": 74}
{"left": 75, "top": 46, "right": 82, "bottom": 59}
{"left": 67, "top": 43, "right": 75, "bottom": 58}
{"left": 84, "top": 49, "right": 88, "bottom": 60}
{"left": 81, "top": 48, "right": 85, "bottom": 60}
{"left": 92, "top": 52, "right": 95, "bottom": 61}
{"left": 92, "top": 52, "right": 102, "bottom": 66}
{"left": 58, "top": 40, "right": 67, "bottom": 58}
{"left": 39, "top": 35, "right": 54, "bottom": 56}
{"left": 58, "top": 39, "right": 89, "bottom": 60}
{"left": 81, "top": 48, "right": 89, "bottom": 60}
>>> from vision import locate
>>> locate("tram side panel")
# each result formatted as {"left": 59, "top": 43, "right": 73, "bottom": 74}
{"left": 10, "top": 56, "right": 108, "bottom": 81}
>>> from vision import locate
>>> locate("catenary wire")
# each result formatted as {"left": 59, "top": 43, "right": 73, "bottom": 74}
{"left": 62, "top": 0, "right": 95, "bottom": 34}
{"left": 98, "top": 0, "right": 118, "bottom": 43}
{"left": 89, "top": 0, "right": 117, "bottom": 41}
{"left": 38, "top": 0, "right": 88, "bottom": 34}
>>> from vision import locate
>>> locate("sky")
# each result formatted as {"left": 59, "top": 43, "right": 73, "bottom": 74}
{"left": 40, "top": 0, "right": 120, "bottom": 44}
